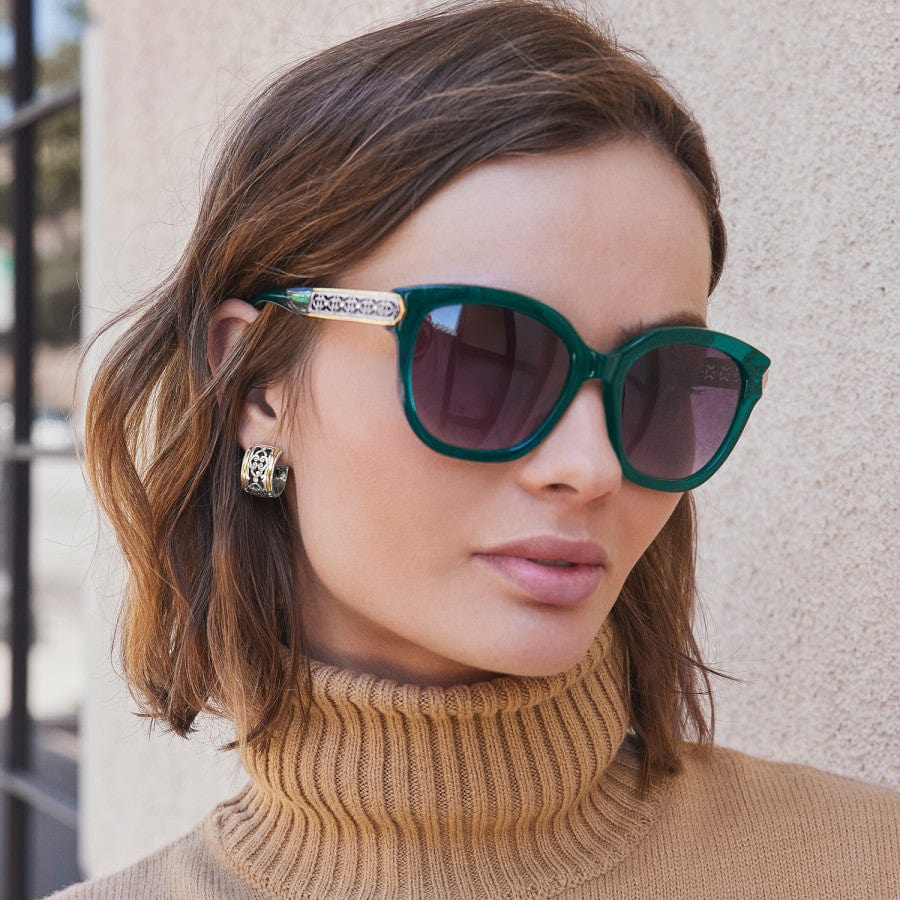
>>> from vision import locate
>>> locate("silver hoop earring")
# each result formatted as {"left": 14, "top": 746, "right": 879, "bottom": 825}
{"left": 240, "top": 445, "right": 290, "bottom": 498}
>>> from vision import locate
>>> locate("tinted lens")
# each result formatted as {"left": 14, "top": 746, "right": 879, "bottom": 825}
{"left": 621, "top": 344, "right": 741, "bottom": 480}
{"left": 410, "top": 303, "right": 570, "bottom": 450}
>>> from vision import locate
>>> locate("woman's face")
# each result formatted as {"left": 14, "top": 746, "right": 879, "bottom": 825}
{"left": 236, "top": 137, "right": 712, "bottom": 686}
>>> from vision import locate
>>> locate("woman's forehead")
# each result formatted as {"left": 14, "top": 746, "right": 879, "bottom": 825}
{"left": 332, "top": 139, "right": 711, "bottom": 343}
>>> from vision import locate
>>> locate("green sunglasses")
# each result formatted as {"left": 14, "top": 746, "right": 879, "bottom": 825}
{"left": 249, "top": 283, "right": 770, "bottom": 492}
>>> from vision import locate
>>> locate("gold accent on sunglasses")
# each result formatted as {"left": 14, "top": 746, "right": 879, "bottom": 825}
{"left": 258, "top": 286, "right": 407, "bottom": 326}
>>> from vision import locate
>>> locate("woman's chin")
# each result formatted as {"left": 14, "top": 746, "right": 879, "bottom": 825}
{"left": 457, "top": 629, "right": 603, "bottom": 681}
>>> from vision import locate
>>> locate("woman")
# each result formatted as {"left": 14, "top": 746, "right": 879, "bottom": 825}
{"left": 50, "top": 0, "right": 898, "bottom": 897}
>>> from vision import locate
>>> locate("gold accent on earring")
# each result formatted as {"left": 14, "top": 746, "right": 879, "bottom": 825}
{"left": 240, "top": 445, "right": 289, "bottom": 498}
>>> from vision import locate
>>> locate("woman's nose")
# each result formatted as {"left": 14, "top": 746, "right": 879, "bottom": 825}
{"left": 514, "top": 380, "right": 623, "bottom": 500}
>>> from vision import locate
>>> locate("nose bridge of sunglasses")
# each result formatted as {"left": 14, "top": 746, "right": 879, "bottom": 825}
{"left": 585, "top": 347, "right": 617, "bottom": 384}
{"left": 557, "top": 348, "right": 618, "bottom": 421}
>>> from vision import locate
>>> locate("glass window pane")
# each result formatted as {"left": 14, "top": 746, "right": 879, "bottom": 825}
{"left": 27, "top": 806, "right": 82, "bottom": 897}
{"left": 0, "top": 116, "right": 10, "bottom": 711}
{"left": 27, "top": 455, "right": 89, "bottom": 798}
{"left": 36, "top": 0, "right": 86, "bottom": 99}
{"left": 34, "top": 104, "right": 80, "bottom": 443}
{"left": 1, "top": 0, "right": 11, "bottom": 419}
{"left": 0, "top": 0, "right": 11, "bottom": 120}
{"left": 1, "top": 138, "right": 10, "bottom": 410}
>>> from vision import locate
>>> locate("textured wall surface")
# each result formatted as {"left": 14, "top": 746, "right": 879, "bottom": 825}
{"left": 80, "top": 0, "right": 898, "bottom": 879}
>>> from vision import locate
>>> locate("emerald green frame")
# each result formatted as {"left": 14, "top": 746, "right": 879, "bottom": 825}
{"left": 249, "top": 283, "right": 770, "bottom": 491}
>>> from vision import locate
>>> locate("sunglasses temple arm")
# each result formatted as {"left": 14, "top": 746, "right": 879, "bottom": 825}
{"left": 249, "top": 287, "right": 407, "bottom": 327}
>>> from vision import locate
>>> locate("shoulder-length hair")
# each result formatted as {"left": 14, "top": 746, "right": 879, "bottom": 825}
{"left": 80, "top": 0, "right": 731, "bottom": 796}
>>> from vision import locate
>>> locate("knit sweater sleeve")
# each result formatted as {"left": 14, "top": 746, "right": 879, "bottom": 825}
{"left": 42, "top": 814, "right": 275, "bottom": 900}
{"left": 589, "top": 743, "right": 900, "bottom": 900}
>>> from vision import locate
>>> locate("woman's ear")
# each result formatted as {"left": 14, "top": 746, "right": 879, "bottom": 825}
{"left": 207, "top": 298, "right": 287, "bottom": 453}
{"left": 208, "top": 298, "right": 259, "bottom": 375}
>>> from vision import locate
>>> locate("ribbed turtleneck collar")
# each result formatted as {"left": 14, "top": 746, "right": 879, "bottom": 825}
{"left": 212, "top": 617, "right": 674, "bottom": 898}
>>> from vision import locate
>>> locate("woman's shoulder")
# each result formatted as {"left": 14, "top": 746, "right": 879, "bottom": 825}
{"left": 678, "top": 740, "right": 899, "bottom": 814}
{"left": 644, "top": 740, "right": 900, "bottom": 895}
{"left": 42, "top": 810, "right": 272, "bottom": 900}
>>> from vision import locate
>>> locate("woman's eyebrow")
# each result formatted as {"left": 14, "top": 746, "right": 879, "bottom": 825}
{"left": 618, "top": 310, "right": 708, "bottom": 343}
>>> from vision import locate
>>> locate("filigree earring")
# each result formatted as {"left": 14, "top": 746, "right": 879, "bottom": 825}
{"left": 240, "top": 445, "right": 290, "bottom": 498}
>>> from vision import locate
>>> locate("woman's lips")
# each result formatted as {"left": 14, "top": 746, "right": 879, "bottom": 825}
{"left": 474, "top": 554, "right": 603, "bottom": 606}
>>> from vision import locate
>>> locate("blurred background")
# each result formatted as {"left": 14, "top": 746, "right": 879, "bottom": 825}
{"left": 0, "top": 0, "right": 897, "bottom": 897}
{"left": 1, "top": 1, "right": 87, "bottom": 897}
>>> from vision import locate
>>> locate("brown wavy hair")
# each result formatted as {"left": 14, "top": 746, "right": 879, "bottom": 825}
{"left": 78, "top": 0, "right": 735, "bottom": 796}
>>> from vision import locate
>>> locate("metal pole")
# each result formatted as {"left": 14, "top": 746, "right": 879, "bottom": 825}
{"left": 5, "top": 0, "right": 35, "bottom": 896}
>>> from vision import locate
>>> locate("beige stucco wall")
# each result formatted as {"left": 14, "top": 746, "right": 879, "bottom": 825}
{"left": 79, "top": 0, "right": 898, "bottom": 879}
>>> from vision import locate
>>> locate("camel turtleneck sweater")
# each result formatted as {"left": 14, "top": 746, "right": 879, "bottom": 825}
{"left": 49, "top": 618, "right": 899, "bottom": 898}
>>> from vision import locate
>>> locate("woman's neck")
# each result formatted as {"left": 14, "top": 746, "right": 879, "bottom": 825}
{"left": 213, "top": 616, "right": 672, "bottom": 897}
